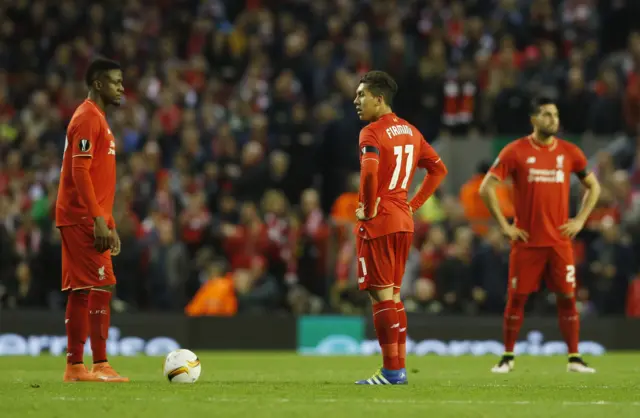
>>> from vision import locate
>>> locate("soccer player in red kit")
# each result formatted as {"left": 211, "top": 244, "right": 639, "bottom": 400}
{"left": 479, "top": 97, "right": 601, "bottom": 373}
{"left": 56, "top": 58, "right": 129, "bottom": 382}
{"left": 352, "top": 71, "right": 448, "bottom": 385}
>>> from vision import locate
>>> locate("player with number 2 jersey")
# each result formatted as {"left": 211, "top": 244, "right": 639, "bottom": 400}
{"left": 479, "top": 97, "right": 601, "bottom": 374}
{"left": 352, "top": 71, "right": 447, "bottom": 385}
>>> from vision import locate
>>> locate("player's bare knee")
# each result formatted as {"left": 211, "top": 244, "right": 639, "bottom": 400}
{"left": 368, "top": 287, "right": 394, "bottom": 303}
{"left": 392, "top": 292, "right": 401, "bottom": 304}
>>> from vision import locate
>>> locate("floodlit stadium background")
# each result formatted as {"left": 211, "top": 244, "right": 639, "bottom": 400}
{"left": 1, "top": 0, "right": 640, "bottom": 356}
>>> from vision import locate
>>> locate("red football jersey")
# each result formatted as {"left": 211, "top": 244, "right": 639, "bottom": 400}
{"left": 488, "top": 136, "right": 588, "bottom": 247}
{"left": 357, "top": 113, "right": 444, "bottom": 239}
{"left": 56, "top": 99, "right": 117, "bottom": 227}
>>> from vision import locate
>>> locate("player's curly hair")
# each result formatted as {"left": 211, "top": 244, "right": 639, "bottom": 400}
{"left": 359, "top": 71, "right": 398, "bottom": 106}
{"left": 85, "top": 57, "right": 122, "bottom": 88}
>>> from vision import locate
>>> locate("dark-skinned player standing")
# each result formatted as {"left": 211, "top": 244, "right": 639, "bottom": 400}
{"left": 56, "top": 58, "right": 128, "bottom": 382}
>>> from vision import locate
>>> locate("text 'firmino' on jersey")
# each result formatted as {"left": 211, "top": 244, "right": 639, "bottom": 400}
{"left": 386, "top": 125, "right": 414, "bottom": 139}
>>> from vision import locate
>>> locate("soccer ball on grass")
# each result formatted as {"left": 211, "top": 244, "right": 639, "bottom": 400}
{"left": 163, "top": 349, "right": 201, "bottom": 383}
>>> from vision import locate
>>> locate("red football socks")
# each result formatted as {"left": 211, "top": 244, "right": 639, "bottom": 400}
{"left": 396, "top": 301, "right": 407, "bottom": 369}
{"left": 373, "top": 300, "right": 400, "bottom": 370}
{"left": 89, "top": 289, "right": 112, "bottom": 364}
{"left": 66, "top": 291, "right": 89, "bottom": 364}
{"left": 503, "top": 294, "right": 527, "bottom": 353}
{"left": 556, "top": 296, "right": 580, "bottom": 354}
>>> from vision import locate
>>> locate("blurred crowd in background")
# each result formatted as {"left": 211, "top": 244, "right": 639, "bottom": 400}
{"left": 1, "top": 0, "right": 640, "bottom": 317}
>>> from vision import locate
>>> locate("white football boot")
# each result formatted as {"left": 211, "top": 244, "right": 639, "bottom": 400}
{"left": 491, "top": 356, "right": 515, "bottom": 373}
{"left": 567, "top": 356, "right": 596, "bottom": 373}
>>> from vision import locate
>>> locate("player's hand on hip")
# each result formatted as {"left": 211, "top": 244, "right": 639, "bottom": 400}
{"left": 110, "top": 228, "right": 121, "bottom": 256}
{"left": 355, "top": 197, "right": 380, "bottom": 221}
{"left": 93, "top": 216, "right": 111, "bottom": 253}
{"left": 501, "top": 223, "right": 529, "bottom": 242}
{"left": 559, "top": 217, "right": 585, "bottom": 239}
{"left": 355, "top": 203, "right": 366, "bottom": 220}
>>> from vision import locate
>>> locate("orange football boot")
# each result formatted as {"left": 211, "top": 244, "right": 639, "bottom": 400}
{"left": 63, "top": 363, "right": 102, "bottom": 382}
{"left": 91, "top": 362, "right": 130, "bottom": 382}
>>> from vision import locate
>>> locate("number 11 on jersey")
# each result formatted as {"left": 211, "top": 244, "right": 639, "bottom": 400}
{"left": 389, "top": 145, "right": 414, "bottom": 190}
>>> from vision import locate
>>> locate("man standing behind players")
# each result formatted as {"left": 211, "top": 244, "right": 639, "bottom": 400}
{"left": 56, "top": 58, "right": 128, "bottom": 382}
{"left": 352, "top": 71, "right": 448, "bottom": 385}
{"left": 479, "top": 97, "right": 601, "bottom": 373}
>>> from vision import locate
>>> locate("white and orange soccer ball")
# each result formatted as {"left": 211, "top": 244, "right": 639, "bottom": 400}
{"left": 163, "top": 349, "right": 201, "bottom": 383}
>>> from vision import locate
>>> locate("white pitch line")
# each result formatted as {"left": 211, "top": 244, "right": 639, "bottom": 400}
{"left": 50, "top": 396, "right": 640, "bottom": 406}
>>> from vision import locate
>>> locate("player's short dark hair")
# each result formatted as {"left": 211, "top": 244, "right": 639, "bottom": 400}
{"left": 85, "top": 57, "right": 121, "bottom": 87}
{"left": 359, "top": 71, "right": 398, "bottom": 106}
{"left": 529, "top": 96, "right": 557, "bottom": 116}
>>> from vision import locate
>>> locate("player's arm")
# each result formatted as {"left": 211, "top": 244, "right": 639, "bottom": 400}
{"left": 358, "top": 129, "right": 380, "bottom": 219}
{"left": 575, "top": 172, "right": 601, "bottom": 223}
{"left": 478, "top": 175, "right": 511, "bottom": 231}
{"left": 573, "top": 147, "right": 601, "bottom": 224}
{"left": 479, "top": 149, "right": 528, "bottom": 242}
{"left": 70, "top": 117, "right": 110, "bottom": 252}
{"left": 408, "top": 139, "right": 448, "bottom": 212}
{"left": 560, "top": 149, "right": 601, "bottom": 238}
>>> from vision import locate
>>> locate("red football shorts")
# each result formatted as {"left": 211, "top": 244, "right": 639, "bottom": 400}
{"left": 356, "top": 232, "right": 413, "bottom": 291}
{"left": 60, "top": 224, "right": 116, "bottom": 291}
{"left": 508, "top": 244, "right": 576, "bottom": 295}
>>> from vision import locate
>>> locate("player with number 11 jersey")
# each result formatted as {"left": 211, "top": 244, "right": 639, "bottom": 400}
{"left": 356, "top": 116, "right": 443, "bottom": 241}
{"left": 353, "top": 71, "right": 447, "bottom": 385}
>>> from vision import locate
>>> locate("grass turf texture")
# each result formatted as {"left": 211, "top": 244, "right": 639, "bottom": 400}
{"left": 1, "top": 353, "right": 639, "bottom": 418}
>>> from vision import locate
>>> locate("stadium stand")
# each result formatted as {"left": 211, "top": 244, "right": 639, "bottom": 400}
{"left": 0, "top": 0, "right": 639, "bottom": 317}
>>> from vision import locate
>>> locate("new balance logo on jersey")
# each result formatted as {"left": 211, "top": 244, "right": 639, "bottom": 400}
{"left": 98, "top": 266, "right": 106, "bottom": 280}
{"left": 108, "top": 140, "right": 116, "bottom": 155}
{"left": 526, "top": 156, "right": 536, "bottom": 164}
{"left": 385, "top": 125, "right": 413, "bottom": 139}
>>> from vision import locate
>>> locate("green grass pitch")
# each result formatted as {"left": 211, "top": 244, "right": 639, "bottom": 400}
{"left": 1, "top": 353, "right": 639, "bottom": 418}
